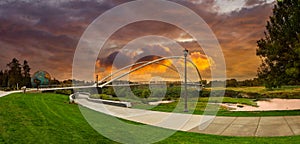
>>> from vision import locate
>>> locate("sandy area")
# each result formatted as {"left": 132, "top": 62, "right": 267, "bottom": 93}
{"left": 222, "top": 99, "right": 300, "bottom": 111}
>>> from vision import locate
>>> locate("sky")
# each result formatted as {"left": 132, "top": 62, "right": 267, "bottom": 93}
{"left": 0, "top": 0, "right": 276, "bottom": 81}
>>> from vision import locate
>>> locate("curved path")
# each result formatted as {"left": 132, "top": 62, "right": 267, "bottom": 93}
{"left": 75, "top": 94, "right": 300, "bottom": 137}
{"left": 1, "top": 91, "right": 300, "bottom": 137}
{"left": 0, "top": 90, "right": 22, "bottom": 98}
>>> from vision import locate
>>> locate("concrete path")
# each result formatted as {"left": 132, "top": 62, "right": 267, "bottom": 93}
{"left": 0, "top": 91, "right": 5, "bottom": 96}
{"left": 76, "top": 98, "right": 300, "bottom": 137}
{"left": 0, "top": 90, "right": 22, "bottom": 98}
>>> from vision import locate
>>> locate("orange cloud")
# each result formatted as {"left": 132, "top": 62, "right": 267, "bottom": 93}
{"left": 190, "top": 52, "right": 213, "bottom": 71}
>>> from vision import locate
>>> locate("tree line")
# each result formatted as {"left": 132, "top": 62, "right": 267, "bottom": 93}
{"left": 205, "top": 78, "right": 262, "bottom": 87}
{"left": 0, "top": 58, "right": 94, "bottom": 90}
{"left": 0, "top": 58, "right": 31, "bottom": 90}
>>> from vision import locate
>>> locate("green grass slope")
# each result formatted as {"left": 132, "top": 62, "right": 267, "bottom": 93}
{"left": 0, "top": 93, "right": 300, "bottom": 143}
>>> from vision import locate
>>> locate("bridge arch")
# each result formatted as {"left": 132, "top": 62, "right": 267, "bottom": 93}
{"left": 97, "top": 56, "right": 203, "bottom": 88}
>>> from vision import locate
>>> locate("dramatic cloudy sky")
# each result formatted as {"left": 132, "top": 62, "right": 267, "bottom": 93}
{"left": 0, "top": 0, "right": 275, "bottom": 81}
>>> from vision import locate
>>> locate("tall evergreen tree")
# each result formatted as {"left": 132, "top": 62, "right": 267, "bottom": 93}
{"left": 256, "top": 0, "right": 300, "bottom": 88}
{"left": 7, "top": 58, "right": 22, "bottom": 89}
{"left": 22, "top": 60, "right": 31, "bottom": 87}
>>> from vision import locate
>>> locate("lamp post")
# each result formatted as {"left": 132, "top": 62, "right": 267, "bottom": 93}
{"left": 183, "top": 49, "right": 188, "bottom": 112}
{"left": 96, "top": 75, "right": 99, "bottom": 87}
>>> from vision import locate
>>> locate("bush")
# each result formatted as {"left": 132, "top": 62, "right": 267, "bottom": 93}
{"left": 55, "top": 89, "right": 73, "bottom": 95}
{"left": 90, "top": 94, "right": 120, "bottom": 101}
{"left": 3, "top": 87, "right": 11, "bottom": 91}
{"left": 199, "top": 89, "right": 210, "bottom": 97}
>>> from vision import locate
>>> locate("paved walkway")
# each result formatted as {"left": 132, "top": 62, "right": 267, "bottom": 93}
{"left": 1, "top": 91, "right": 299, "bottom": 137}
{"left": 76, "top": 97, "right": 300, "bottom": 137}
{"left": 0, "top": 90, "right": 22, "bottom": 98}
{"left": 0, "top": 91, "right": 4, "bottom": 96}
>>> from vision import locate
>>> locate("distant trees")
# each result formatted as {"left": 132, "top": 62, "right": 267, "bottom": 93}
{"left": 226, "top": 79, "right": 238, "bottom": 87}
{"left": 236, "top": 78, "right": 262, "bottom": 87}
{"left": 206, "top": 78, "right": 263, "bottom": 87}
{"left": 0, "top": 59, "right": 96, "bottom": 90}
{"left": 49, "top": 78, "right": 60, "bottom": 85}
{"left": 256, "top": 0, "right": 300, "bottom": 88}
{"left": 0, "top": 58, "right": 31, "bottom": 89}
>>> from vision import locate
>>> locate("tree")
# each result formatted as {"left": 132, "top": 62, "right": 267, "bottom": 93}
{"left": 1, "top": 70, "right": 9, "bottom": 87}
{"left": 256, "top": 0, "right": 300, "bottom": 88}
{"left": 22, "top": 60, "right": 31, "bottom": 87}
{"left": 7, "top": 58, "right": 22, "bottom": 89}
{"left": 226, "top": 79, "right": 238, "bottom": 87}
{"left": 141, "top": 89, "right": 150, "bottom": 99}
{"left": 0, "top": 71, "right": 3, "bottom": 87}
{"left": 50, "top": 78, "right": 61, "bottom": 85}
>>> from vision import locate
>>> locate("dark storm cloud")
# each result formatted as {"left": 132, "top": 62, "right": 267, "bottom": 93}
{"left": 0, "top": 0, "right": 119, "bottom": 80}
{"left": 0, "top": 0, "right": 275, "bottom": 80}
{"left": 102, "top": 51, "right": 132, "bottom": 69}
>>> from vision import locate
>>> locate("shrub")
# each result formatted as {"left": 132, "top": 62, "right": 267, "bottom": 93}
{"left": 55, "top": 89, "right": 73, "bottom": 95}
{"left": 90, "top": 94, "right": 120, "bottom": 101}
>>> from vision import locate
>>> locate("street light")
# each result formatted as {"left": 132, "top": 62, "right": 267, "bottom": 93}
{"left": 183, "top": 49, "right": 189, "bottom": 112}
{"left": 96, "top": 75, "right": 99, "bottom": 87}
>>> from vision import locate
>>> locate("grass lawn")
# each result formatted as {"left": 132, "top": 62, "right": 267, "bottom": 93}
{"left": 146, "top": 100, "right": 300, "bottom": 117}
{"left": 226, "top": 86, "right": 300, "bottom": 94}
{"left": 199, "top": 97, "right": 257, "bottom": 106}
{"left": 129, "top": 86, "right": 300, "bottom": 116}
{"left": 0, "top": 93, "right": 114, "bottom": 143}
{"left": 1, "top": 93, "right": 300, "bottom": 143}
{"left": 132, "top": 96, "right": 300, "bottom": 117}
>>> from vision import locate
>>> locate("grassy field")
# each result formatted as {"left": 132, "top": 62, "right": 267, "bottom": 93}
{"left": 0, "top": 93, "right": 114, "bottom": 143}
{"left": 226, "top": 86, "right": 300, "bottom": 99}
{"left": 226, "top": 86, "right": 300, "bottom": 94}
{"left": 140, "top": 86, "right": 300, "bottom": 116}
{"left": 1, "top": 93, "right": 300, "bottom": 143}
{"left": 131, "top": 95, "right": 300, "bottom": 117}
{"left": 144, "top": 100, "right": 300, "bottom": 117}
{"left": 133, "top": 97, "right": 256, "bottom": 114}
{"left": 90, "top": 86, "right": 300, "bottom": 117}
